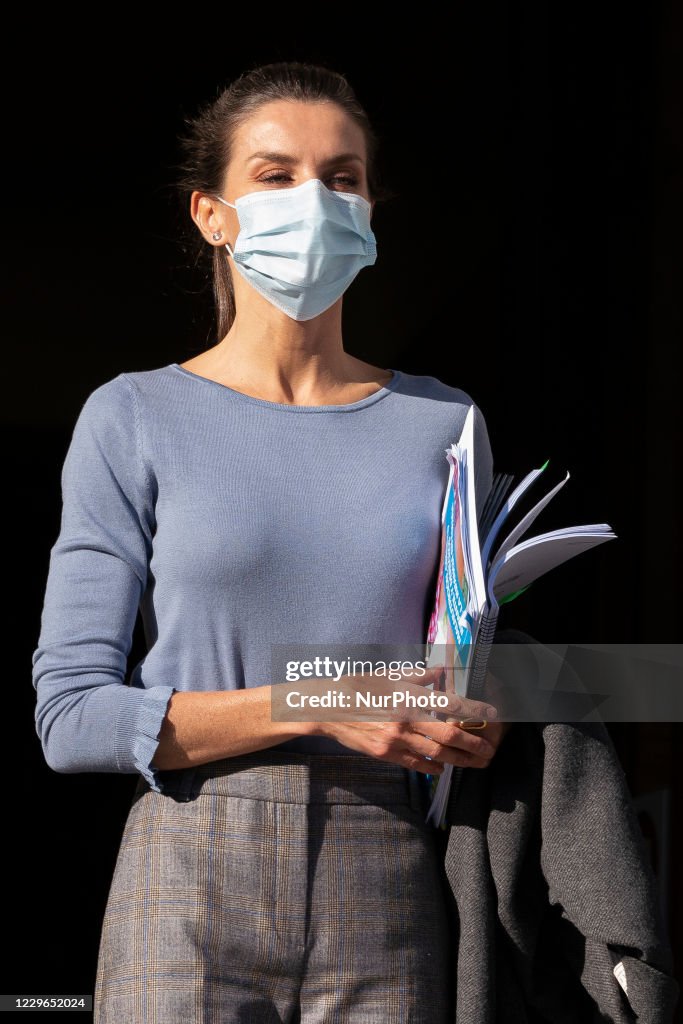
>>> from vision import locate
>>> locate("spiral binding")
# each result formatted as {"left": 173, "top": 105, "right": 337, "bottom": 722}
{"left": 436, "top": 606, "right": 499, "bottom": 823}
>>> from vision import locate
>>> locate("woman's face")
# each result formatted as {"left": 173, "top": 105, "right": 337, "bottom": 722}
{"left": 200, "top": 98, "right": 373, "bottom": 248}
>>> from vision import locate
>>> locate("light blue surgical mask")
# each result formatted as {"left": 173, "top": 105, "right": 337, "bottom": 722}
{"left": 216, "top": 177, "right": 377, "bottom": 321}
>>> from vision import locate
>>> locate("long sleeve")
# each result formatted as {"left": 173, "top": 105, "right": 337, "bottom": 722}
{"left": 31, "top": 374, "right": 176, "bottom": 792}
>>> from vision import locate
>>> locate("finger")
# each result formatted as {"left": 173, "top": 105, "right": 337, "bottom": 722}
{"left": 410, "top": 717, "right": 496, "bottom": 753}
{"left": 449, "top": 696, "right": 498, "bottom": 721}
{"left": 404, "top": 665, "right": 445, "bottom": 688}
{"left": 406, "top": 727, "right": 495, "bottom": 763}
{"left": 458, "top": 752, "right": 494, "bottom": 769}
{"left": 429, "top": 690, "right": 498, "bottom": 721}
{"left": 365, "top": 745, "right": 444, "bottom": 776}
{"left": 401, "top": 751, "right": 446, "bottom": 775}
{"left": 425, "top": 742, "right": 493, "bottom": 769}
{"left": 406, "top": 741, "right": 483, "bottom": 769}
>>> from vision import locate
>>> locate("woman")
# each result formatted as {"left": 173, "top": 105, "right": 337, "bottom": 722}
{"left": 31, "top": 61, "right": 511, "bottom": 1023}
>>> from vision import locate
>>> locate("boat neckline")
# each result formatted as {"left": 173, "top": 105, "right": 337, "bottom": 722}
{"left": 169, "top": 362, "right": 402, "bottom": 413}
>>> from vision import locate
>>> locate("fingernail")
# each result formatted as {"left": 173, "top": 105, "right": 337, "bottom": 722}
{"left": 486, "top": 706, "right": 498, "bottom": 720}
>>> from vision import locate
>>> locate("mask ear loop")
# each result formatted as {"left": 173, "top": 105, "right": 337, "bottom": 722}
{"left": 216, "top": 195, "right": 236, "bottom": 258}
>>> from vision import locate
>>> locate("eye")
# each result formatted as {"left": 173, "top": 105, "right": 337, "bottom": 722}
{"left": 259, "top": 172, "right": 292, "bottom": 184}
{"left": 257, "top": 172, "right": 361, "bottom": 189}
{"left": 327, "top": 173, "right": 360, "bottom": 189}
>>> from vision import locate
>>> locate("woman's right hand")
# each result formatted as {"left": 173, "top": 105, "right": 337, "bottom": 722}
{"left": 304, "top": 666, "right": 499, "bottom": 775}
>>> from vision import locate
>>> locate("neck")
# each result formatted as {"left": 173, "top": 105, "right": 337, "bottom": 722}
{"left": 204, "top": 300, "right": 363, "bottom": 401}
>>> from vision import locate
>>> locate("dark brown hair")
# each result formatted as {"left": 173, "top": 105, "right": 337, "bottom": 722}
{"left": 175, "top": 61, "right": 390, "bottom": 340}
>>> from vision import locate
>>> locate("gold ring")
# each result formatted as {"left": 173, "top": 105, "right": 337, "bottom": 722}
{"left": 458, "top": 719, "right": 488, "bottom": 730}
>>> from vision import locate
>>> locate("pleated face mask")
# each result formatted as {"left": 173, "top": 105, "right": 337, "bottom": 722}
{"left": 216, "top": 177, "right": 377, "bottom": 321}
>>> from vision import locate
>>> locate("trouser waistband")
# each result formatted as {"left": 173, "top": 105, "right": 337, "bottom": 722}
{"left": 149, "top": 749, "right": 430, "bottom": 813}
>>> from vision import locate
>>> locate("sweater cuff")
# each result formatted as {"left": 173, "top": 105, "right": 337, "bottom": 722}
{"left": 114, "top": 684, "right": 177, "bottom": 793}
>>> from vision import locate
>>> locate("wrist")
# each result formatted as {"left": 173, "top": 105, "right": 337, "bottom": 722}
{"left": 297, "top": 718, "right": 329, "bottom": 739}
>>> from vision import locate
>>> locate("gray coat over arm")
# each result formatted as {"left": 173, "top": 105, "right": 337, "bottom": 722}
{"left": 441, "top": 637, "right": 680, "bottom": 1023}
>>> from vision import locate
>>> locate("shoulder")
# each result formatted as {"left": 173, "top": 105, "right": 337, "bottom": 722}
{"left": 63, "top": 370, "right": 174, "bottom": 497}
{"left": 394, "top": 369, "right": 484, "bottom": 413}
{"left": 68, "top": 367, "right": 175, "bottom": 464}
{"left": 75, "top": 365, "right": 175, "bottom": 425}
{"left": 71, "top": 372, "right": 131, "bottom": 430}
{"left": 394, "top": 371, "right": 494, "bottom": 490}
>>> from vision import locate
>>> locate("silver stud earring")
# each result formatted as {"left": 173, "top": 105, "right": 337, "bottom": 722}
{"left": 212, "top": 230, "right": 223, "bottom": 241}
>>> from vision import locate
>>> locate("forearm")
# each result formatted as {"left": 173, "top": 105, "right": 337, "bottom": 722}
{"left": 151, "top": 677, "right": 512, "bottom": 775}
{"left": 151, "top": 685, "right": 314, "bottom": 770}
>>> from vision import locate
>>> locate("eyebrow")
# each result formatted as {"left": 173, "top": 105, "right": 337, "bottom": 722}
{"left": 247, "top": 150, "right": 365, "bottom": 165}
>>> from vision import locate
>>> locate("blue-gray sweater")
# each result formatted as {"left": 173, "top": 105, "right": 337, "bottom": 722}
{"left": 31, "top": 362, "right": 492, "bottom": 792}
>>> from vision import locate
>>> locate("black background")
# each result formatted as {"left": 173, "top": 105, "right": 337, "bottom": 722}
{"left": 5, "top": 4, "right": 682, "bottom": 1020}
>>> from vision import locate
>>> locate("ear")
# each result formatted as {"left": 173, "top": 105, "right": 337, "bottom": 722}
{"left": 192, "top": 191, "right": 232, "bottom": 247}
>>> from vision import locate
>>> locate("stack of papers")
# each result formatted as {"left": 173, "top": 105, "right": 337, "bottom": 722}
{"left": 423, "top": 406, "right": 616, "bottom": 827}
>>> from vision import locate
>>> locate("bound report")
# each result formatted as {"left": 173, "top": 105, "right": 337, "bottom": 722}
{"left": 423, "top": 406, "right": 616, "bottom": 827}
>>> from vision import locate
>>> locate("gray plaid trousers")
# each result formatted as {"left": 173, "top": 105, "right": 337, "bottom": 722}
{"left": 93, "top": 750, "right": 455, "bottom": 1023}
